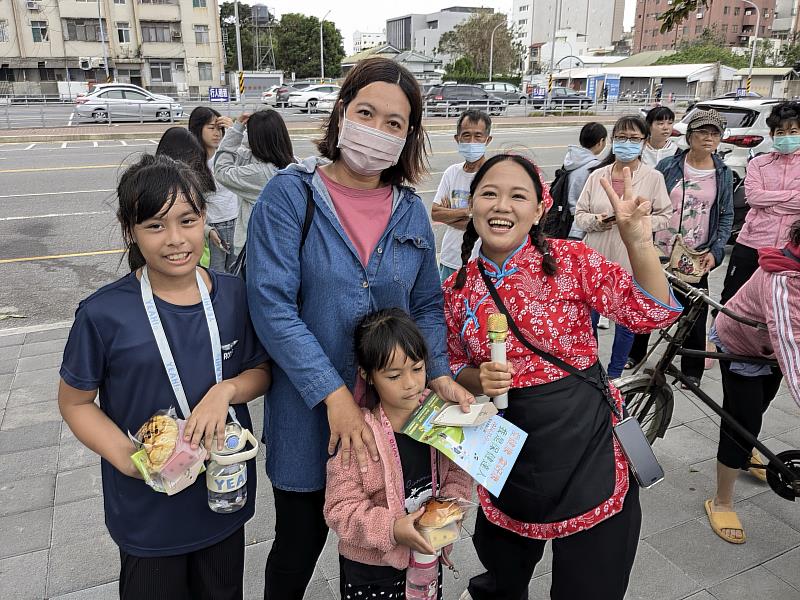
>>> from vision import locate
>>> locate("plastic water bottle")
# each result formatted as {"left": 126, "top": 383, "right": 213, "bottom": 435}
{"left": 207, "top": 423, "right": 258, "bottom": 513}
{"left": 405, "top": 551, "right": 439, "bottom": 599}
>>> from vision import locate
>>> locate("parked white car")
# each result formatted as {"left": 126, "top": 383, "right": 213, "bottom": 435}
{"left": 286, "top": 84, "right": 340, "bottom": 111}
{"left": 75, "top": 84, "right": 182, "bottom": 123}
{"left": 261, "top": 85, "right": 281, "bottom": 106}
{"left": 315, "top": 91, "right": 339, "bottom": 113}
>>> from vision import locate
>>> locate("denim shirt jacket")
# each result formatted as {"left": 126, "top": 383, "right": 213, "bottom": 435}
{"left": 656, "top": 148, "right": 734, "bottom": 266}
{"left": 246, "top": 157, "right": 451, "bottom": 491}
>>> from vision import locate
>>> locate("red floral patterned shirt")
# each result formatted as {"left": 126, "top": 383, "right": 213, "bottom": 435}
{"left": 443, "top": 237, "right": 681, "bottom": 539}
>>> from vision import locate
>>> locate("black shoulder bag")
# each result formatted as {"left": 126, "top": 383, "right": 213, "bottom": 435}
{"left": 230, "top": 182, "right": 315, "bottom": 281}
{"left": 478, "top": 262, "right": 664, "bottom": 489}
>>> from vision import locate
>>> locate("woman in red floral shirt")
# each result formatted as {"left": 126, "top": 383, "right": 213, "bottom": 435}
{"left": 444, "top": 154, "right": 681, "bottom": 600}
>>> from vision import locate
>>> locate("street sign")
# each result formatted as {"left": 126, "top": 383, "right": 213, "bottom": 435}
{"left": 736, "top": 87, "right": 747, "bottom": 97}
{"left": 209, "top": 87, "right": 229, "bottom": 103}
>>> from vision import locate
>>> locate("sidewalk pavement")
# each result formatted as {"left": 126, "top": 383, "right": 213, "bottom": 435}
{"left": 0, "top": 115, "right": 619, "bottom": 144}
{"left": 2, "top": 270, "right": 800, "bottom": 599}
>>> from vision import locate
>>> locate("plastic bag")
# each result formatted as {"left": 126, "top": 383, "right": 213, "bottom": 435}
{"left": 129, "top": 408, "right": 208, "bottom": 495}
{"left": 415, "top": 496, "right": 477, "bottom": 551}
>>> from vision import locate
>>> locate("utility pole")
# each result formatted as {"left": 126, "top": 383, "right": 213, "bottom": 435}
{"left": 97, "top": 0, "right": 110, "bottom": 81}
{"left": 739, "top": 0, "right": 761, "bottom": 94}
{"left": 320, "top": 10, "right": 331, "bottom": 80}
{"left": 489, "top": 22, "right": 502, "bottom": 82}
{"left": 547, "top": 0, "right": 562, "bottom": 105}
{"left": 234, "top": 0, "right": 244, "bottom": 101}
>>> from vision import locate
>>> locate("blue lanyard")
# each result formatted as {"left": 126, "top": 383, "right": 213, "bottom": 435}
{"left": 140, "top": 267, "right": 237, "bottom": 422}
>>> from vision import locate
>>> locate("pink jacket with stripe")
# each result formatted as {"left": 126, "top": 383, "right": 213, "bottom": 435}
{"left": 323, "top": 408, "right": 472, "bottom": 570}
{"left": 739, "top": 151, "right": 800, "bottom": 250}
{"left": 716, "top": 248, "right": 800, "bottom": 405}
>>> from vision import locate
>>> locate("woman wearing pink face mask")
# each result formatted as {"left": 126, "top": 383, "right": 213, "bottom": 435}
{"left": 246, "top": 58, "right": 474, "bottom": 600}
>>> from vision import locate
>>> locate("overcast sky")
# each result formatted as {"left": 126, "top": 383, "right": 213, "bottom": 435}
{"left": 260, "top": 0, "right": 637, "bottom": 55}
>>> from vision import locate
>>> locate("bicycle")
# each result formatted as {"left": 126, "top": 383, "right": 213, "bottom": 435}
{"left": 614, "top": 270, "right": 800, "bottom": 502}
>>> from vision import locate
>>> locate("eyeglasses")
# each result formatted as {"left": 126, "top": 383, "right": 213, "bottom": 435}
{"left": 690, "top": 129, "right": 722, "bottom": 138}
{"left": 613, "top": 136, "right": 646, "bottom": 143}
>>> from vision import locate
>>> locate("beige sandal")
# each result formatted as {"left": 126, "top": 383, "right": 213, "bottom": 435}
{"left": 748, "top": 450, "right": 768, "bottom": 483}
{"left": 705, "top": 499, "right": 746, "bottom": 544}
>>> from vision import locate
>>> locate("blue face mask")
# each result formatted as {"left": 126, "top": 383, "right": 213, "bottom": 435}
{"left": 773, "top": 134, "right": 800, "bottom": 154}
{"left": 458, "top": 142, "right": 486, "bottom": 163}
{"left": 612, "top": 140, "right": 644, "bottom": 163}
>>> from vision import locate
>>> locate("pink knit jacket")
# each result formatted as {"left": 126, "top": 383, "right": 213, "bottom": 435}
{"left": 323, "top": 408, "right": 472, "bottom": 570}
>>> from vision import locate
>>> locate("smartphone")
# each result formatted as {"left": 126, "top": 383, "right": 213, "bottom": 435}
{"left": 613, "top": 417, "right": 665, "bottom": 489}
{"left": 601, "top": 215, "right": 617, "bottom": 224}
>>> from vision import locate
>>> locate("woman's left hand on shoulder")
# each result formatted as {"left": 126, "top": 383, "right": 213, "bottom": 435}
{"left": 429, "top": 376, "right": 474, "bottom": 413}
{"left": 599, "top": 166, "right": 653, "bottom": 247}
{"left": 184, "top": 381, "right": 236, "bottom": 451}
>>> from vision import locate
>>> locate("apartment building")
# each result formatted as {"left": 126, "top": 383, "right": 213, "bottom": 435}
{"left": 386, "top": 6, "right": 493, "bottom": 64}
{"left": 772, "top": 0, "right": 799, "bottom": 39}
{"left": 353, "top": 30, "right": 385, "bottom": 53}
{"left": 633, "top": 0, "right": 776, "bottom": 53}
{"left": 0, "top": 0, "right": 225, "bottom": 96}
{"left": 512, "top": 0, "right": 626, "bottom": 73}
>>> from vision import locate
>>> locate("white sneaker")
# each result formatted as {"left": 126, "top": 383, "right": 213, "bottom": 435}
{"left": 459, "top": 591, "right": 473, "bottom": 600}
{"left": 597, "top": 316, "right": 610, "bottom": 329}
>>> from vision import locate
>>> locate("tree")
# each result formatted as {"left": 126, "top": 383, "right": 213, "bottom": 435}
{"left": 654, "top": 27, "right": 769, "bottom": 69}
{"left": 437, "top": 13, "right": 523, "bottom": 76}
{"left": 219, "top": 2, "right": 256, "bottom": 70}
{"left": 657, "top": 0, "right": 711, "bottom": 34}
{"left": 779, "top": 33, "right": 800, "bottom": 68}
{"left": 272, "top": 13, "right": 345, "bottom": 79}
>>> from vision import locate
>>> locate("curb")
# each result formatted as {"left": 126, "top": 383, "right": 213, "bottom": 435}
{"left": 0, "top": 319, "right": 72, "bottom": 336}
{"left": 0, "top": 117, "right": 618, "bottom": 144}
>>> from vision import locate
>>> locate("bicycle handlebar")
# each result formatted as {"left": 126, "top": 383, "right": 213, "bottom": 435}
{"left": 662, "top": 269, "right": 769, "bottom": 331}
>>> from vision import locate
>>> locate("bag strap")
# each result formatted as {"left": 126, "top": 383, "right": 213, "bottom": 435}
{"left": 477, "top": 261, "right": 622, "bottom": 420}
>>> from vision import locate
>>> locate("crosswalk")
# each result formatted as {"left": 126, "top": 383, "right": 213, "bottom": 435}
{"left": 0, "top": 139, "right": 159, "bottom": 152}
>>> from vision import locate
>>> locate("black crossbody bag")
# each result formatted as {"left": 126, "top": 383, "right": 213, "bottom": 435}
{"left": 478, "top": 262, "right": 664, "bottom": 489}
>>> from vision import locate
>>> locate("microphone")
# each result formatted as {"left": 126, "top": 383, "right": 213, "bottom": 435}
{"left": 487, "top": 313, "right": 509, "bottom": 410}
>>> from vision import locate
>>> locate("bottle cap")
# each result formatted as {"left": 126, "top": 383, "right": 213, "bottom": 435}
{"left": 412, "top": 551, "right": 438, "bottom": 563}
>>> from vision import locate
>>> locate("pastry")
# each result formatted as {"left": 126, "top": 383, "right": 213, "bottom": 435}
{"left": 419, "top": 498, "right": 464, "bottom": 528}
{"left": 136, "top": 414, "right": 179, "bottom": 470}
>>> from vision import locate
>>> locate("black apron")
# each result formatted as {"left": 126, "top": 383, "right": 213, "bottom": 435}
{"left": 489, "top": 363, "right": 616, "bottom": 524}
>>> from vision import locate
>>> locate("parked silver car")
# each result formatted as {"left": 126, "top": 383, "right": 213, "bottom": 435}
{"left": 75, "top": 85, "right": 183, "bottom": 123}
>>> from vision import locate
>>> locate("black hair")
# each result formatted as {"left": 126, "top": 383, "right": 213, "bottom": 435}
{"left": 579, "top": 122, "right": 607, "bottom": 149}
{"left": 766, "top": 101, "right": 800, "bottom": 134}
{"left": 791, "top": 219, "right": 800, "bottom": 246}
{"left": 187, "top": 106, "right": 221, "bottom": 150}
{"left": 246, "top": 110, "right": 295, "bottom": 168}
{"left": 116, "top": 154, "right": 207, "bottom": 272}
{"left": 646, "top": 106, "right": 675, "bottom": 125}
{"left": 453, "top": 154, "right": 557, "bottom": 290}
{"left": 354, "top": 308, "right": 429, "bottom": 377}
{"left": 317, "top": 57, "right": 428, "bottom": 186}
{"left": 155, "top": 127, "right": 215, "bottom": 193}
{"left": 593, "top": 114, "right": 649, "bottom": 170}
{"left": 457, "top": 109, "right": 492, "bottom": 135}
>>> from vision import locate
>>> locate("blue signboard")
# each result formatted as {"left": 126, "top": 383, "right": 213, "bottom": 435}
{"left": 209, "top": 87, "right": 230, "bottom": 103}
{"left": 587, "top": 75, "right": 605, "bottom": 102}
{"left": 604, "top": 75, "right": 621, "bottom": 101}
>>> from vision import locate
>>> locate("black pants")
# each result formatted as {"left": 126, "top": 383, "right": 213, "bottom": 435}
{"left": 468, "top": 483, "right": 641, "bottom": 600}
{"left": 720, "top": 243, "right": 760, "bottom": 306}
{"left": 629, "top": 274, "right": 710, "bottom": 380}
{"left": 718, "top": 358, "right": 783, "bottom": 470}
{"left": 263, "top": 487, "right": 328, "bottom": 600}
{"left": 119, "top": 527, "right": 244, "bottom": 600}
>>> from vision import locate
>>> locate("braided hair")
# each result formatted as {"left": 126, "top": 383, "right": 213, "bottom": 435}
{"left": 453, "top": 154, "right": 557, "bottom": 290}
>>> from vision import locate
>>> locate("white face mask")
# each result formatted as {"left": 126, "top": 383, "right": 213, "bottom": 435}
{"left": 336, "top": 117, "right": 407, "bottom": 177}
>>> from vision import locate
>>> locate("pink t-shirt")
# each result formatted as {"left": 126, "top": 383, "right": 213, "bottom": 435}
{"left": 319, "top": 169, "right": 393, "bottom": 266}
{"left": 655, "top": 163, "right": 717, "bottom": 256}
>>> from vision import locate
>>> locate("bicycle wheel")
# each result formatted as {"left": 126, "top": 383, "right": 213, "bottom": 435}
{"left": 614, "top": 369, "right": 674, "bottom": 444}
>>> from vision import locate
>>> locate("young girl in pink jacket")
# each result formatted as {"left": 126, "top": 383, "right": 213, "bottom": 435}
{"left": 324, "top": 308, "right": 472, "bottom": 599}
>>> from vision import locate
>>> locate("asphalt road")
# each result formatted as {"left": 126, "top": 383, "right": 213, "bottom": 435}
{"left": 0, "top": 124, "right": 581, "bottom": 329}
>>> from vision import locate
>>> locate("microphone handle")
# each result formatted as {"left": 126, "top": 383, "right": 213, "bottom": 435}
{"left": 490, "top": 341, "right": 508, "bottom": 410}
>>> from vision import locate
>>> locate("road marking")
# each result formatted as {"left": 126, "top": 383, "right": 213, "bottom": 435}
{"left": 0, "top": 249, "right": 125, "bottom": 265}
{"left": 120, "top": 140, "right": 128, "bottom": 146}
{"left": 67, "top": 112, "right": 74, "bottom": 127}
{"left": 0, "top": 210, "right": 111, "bottom": 222}
{"left": 25, "top": 143, "right": 35, "bottom": 150}
{"left": 0, "top": 188, "right": 113, "bottom": 199}
{"left": 0, "top": 164, "right": 118, "bottom": 174}
{"left": 93, "top": 141, "right": 98, "bottom": 147}
{"left": 61, "top": 142, "right": 68, "bottom": 149}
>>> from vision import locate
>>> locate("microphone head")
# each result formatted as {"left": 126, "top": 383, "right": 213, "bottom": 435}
{"left": 487, "top": 313, "right": 508, "bottom": 342}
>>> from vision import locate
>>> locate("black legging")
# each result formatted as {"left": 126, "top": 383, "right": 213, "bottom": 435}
{"left": 264, "top": 487, "right": 328, "bottom": 600}
{"left": 720, "top": 243, "right": 760, "bottom": 306}
{"left": 468, "top": 482, "right": 641, "bottom": 600}
{"left": 628, "top": 274, "right": 710, "bottom": 380}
